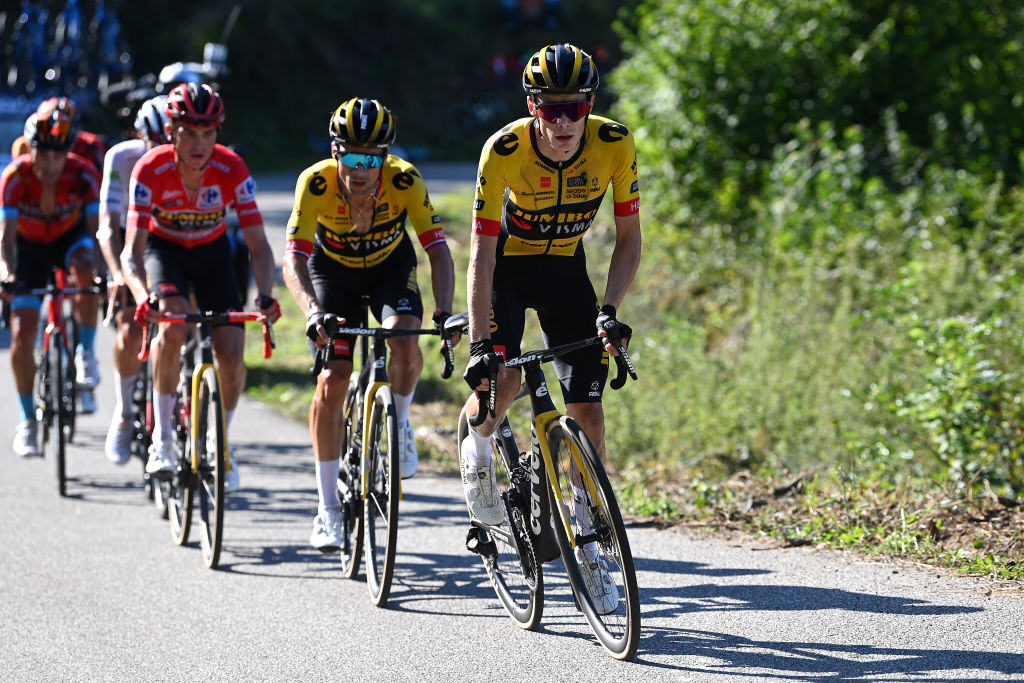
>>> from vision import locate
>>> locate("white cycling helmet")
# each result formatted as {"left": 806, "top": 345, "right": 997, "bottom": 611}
{"left": 134, "top": 95, "right": 169, "bottom": 145}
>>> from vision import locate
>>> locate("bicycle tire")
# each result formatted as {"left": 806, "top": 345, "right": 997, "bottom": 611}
{"left": 338, "top": 378, "right": 364, "bottom": 579}
{"left": 48, "top": 330, "right": 68, "bottom": 497}
{"left": 34, "top": 341, "right": 52, "bottom": 459}
{"left": 168, "top": 388, "right": 193, "bottom": 546}
{"left": 459, "top": 407, "right": 543, "bottom": 630}
{"left": 195, "top": 367, "right": 226, "bottom": 569}
{"left": 547, "top": 417, "right": 640, "bottom": 660}
{"left": 64, "top": 302, "right": 78, "bottom": 443}
{"left": 363, "top": 386, "right": 399, "bottom": 607}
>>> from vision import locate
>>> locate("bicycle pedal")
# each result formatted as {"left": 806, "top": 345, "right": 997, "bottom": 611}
{"left": 316, "top": 545, "right": 341, "bottom": 554}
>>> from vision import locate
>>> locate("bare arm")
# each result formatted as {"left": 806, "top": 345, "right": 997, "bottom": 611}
{"left": 97, "top": 211, "right": 123, "bottom": 279}
{"left": 426, "top": 243, "right": 455, "bottom": 315}
{"left": 602, "top": 211, "right": 641, "bottom": 310}
{"left": 282, "top": 252, "right": 322, "bottom": 319}
{"left": 1, "top": 215, "right": 16, "bottom": 283}
{"left": 467, "top": 232, "right": 498, "bottom": 342}
{"left": 120, "top": 225, "right": 150, "bottom": 306}
{"left": 239, "top": 224, "right": 277, "bottom": 305}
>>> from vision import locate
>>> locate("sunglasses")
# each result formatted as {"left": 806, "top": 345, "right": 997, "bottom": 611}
{"left": 338, "top": 151, "right": 386, "bottom": 169}
{"left": 533, "top": 99, "right": 592, "bottom": 123}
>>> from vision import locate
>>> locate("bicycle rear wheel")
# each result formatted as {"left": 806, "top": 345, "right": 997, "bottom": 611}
{"left": 547, "top": 417, "right": 640, "bottom": 661}
{"left": 338, "top": 378, "right": 364, "bottom": 579}
{"left": 194, "top": 367, "right": 226, "bottom": 569}
{"left": 168, "top": 389, "right": 193, "bottom": 546}
{"left": 363, "top": 386, "right": 399, "bottom": 607}
{"left": 459, "top": 408, "right": 543, "bottom": 630}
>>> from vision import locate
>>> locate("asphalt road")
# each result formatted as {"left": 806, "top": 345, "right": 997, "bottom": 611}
{"left": 1, "top": 170, "right": 1022, "bottom": 681}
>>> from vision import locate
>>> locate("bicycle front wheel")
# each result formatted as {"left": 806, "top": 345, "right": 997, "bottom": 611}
{"left": 195, "top": 367, "right": 226, "bottom": 569}
{"left": 168, "top": 390, "right": 193, "bottom": 546}
{"left": 363, "top": 386, "right": 399, "bottom": 606}
{"left": 47, "top": 331, "right": 68, "bottom": 497}
{"left": 459, "top": 407, "right": 543, "bottom": 630}
{"left": 547, "top": 417, "right": 640, "bottom": 661}
{"left": 338, "top": 378, "right": 364, "bottom": 579}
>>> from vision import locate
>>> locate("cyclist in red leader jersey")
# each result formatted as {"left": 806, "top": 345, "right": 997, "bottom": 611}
{"left": 0, "top": 108, "right": 103, "bottom": 457}
{"left": 121, "top": 83, "right": 281, "bottom": 493}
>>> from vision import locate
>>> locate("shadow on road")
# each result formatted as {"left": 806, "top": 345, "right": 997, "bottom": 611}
{"left": 631, "top": 626, "right": 1024, "bottom": 680}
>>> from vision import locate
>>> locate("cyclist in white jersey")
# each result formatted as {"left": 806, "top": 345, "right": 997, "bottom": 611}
{"left": 97, "top": 96, "right": 168, "bottom": 464}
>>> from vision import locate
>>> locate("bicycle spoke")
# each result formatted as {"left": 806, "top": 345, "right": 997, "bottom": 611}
{"left": 548, "top": 417, "right": 640, "bottom": 660}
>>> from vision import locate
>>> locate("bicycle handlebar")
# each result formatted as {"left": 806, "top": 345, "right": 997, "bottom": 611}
{"left": 138, "top": 310, "right": 275, "bottom": 362}
{"left": 309, "top": 312, "right": 468, "bottom": 380}
{"left": 469, "top": 335, "right": 638, "bottom": 428}
{"left": 0, "top": 278, "right": 106, "bottom": 329}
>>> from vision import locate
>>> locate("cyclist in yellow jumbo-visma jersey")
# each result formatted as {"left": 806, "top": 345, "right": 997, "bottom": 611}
{"left": 460, "top": 44, "right": 641, "bottom": 612}
{"left": 283, "top": 97, "right": 455, "bottom": 553}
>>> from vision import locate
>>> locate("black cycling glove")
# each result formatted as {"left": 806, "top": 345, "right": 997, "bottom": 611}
{"left": 463, "top": 339, "right": 501, "bottom": 391}
{"left": 596, "top": 304, "right": 633, "bottom": 347}
{"left": 306, "top": 311, "right": 339, "bottom": 343}
{"left": 432, "top": 309, "right": 451, "bottom": 330}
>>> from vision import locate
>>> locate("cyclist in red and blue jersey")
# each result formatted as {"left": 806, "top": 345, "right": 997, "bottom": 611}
{"left": 0, "top": 108, "right": 102, "bottom": 457}
{"left": 121, "top": 83, "right": 280, "bottom": 492}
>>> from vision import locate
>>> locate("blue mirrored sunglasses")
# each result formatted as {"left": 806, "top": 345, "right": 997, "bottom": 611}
{"left": 338, "top": 151, "right": 386, "bottom": 169}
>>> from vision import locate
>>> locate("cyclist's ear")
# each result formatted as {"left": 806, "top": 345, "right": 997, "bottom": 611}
{"left": 526, "top": 96, "right": 538, "bottom": 117}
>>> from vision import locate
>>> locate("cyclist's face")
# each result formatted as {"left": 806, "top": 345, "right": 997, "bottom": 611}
{"left": 335, "top": 144, "right": 385, "bottom": 198}
{"left": 30, "top": 148, "right": 68, "bottom": 186}
{"left": 171, "top": 123, "right": 218, "bottom": 171}
{"left": 529, "top": 94, "right": 591, "bottom": 159}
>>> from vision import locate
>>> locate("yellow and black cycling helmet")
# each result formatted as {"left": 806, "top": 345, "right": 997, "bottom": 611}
{"left": 24, "top": 109, "right": 74, "bottom": 151}
{"left": 329, "top": 98, "right": 395, "bottom": 149}
{"left": 522, "top": 43, "right": 599, "bottom": 96}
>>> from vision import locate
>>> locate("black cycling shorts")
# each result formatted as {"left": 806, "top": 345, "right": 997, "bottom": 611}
{"left": 144, "top": 232, "right": 242, "bottom": 325}
{"left": 490, "top": 247, "right": 607, "bottom": 404}
{"left": 14, "top": 223, "right": 95, "bottom": 289}
{"left": 309, "top": 236, "right": 423, "bottom": 362}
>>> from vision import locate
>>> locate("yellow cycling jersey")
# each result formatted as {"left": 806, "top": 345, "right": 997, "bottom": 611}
{"left": 285, "top": 155, "right": 446, "bottom": 269}
{"left": 472, "top": 114, "right": 640, "bottom": 257}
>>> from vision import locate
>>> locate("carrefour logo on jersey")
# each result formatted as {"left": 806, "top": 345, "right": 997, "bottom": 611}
{"left": 132, "top": 181, "right": 152, "bottom": 205}
{"left": 236, "top": 178, "right": 256, "bottom": 204}
{"left": 197, "top": 186, "right": 222, "bottom": 210}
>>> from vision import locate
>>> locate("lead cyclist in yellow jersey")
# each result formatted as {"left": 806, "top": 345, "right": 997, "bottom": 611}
{"left": 460, "top": 43, "right": 641, "bottom": 607}
{"left": 283, "top": 97, "right": 455, "bottom": 552}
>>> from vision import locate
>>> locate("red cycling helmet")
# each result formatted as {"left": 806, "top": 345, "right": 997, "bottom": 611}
{"left": 37, "top": 96, "right": 78, "bottom": 120}
{"left": 165, "top": 83, "right": 225, "bottom": 127}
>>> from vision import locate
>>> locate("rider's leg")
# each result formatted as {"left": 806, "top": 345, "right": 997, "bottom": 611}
{"left": 211, "top": 324, "right": 245, "bottom": 437}
{"left": 383, "top": 313, "right": 422, "bottom": 424}
{"left": 10, "top": 304, "right": 41, "bottom": 408}
{"left": 151, "top": 295, "right": 189, "bottom": 446}
{"left": 311, "top": 359, "right": 353, "bottom": 509}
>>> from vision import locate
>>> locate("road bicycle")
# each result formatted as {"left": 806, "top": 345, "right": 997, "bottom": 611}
{"left": 139, "top": 310, "right": 274, "bottom": 569}
{"left": 3, "top": 269, "right": 103, "bottom": 496}
{"left": 458, "top": 330, "right": 641, "bottom": 660}
{"left": 310, "top": 302, "right": 463, "bottom": 606}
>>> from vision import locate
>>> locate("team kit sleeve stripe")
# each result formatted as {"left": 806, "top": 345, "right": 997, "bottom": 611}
{"left": 417, "top": 228, "right": 447, "bottom": 251}
{"left": 473, "top": 216, "right": 500, "bottom": 236}
{"left": 285, "top": 238, "right": 314, "bottom": 259}
{"left": 614, "top": 198, "right": 640, "bottom": 217}
{"left": 1, "top": 207, "right": 17, "bottom": 219}
{"left": 84, "top": 201, "right": 100, "bottom": 216}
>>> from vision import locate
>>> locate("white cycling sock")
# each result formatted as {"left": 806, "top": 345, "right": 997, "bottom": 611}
{"left": 393, "top": 389, "right": 414, "bottom": 424}
{"left": 114, "top": 372, "right": 136, "bottom": 421}
{"left": 461, "top": 427, "right": 493, "bottom": 469}
{"left": 154, "top": 392, "right": 176, "bottom": 444}
{"left": 224, "top": 408, "right": 235, "bottom": 442}
{"left": 316, "top": 458, "right": 341, "bottom": 512}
